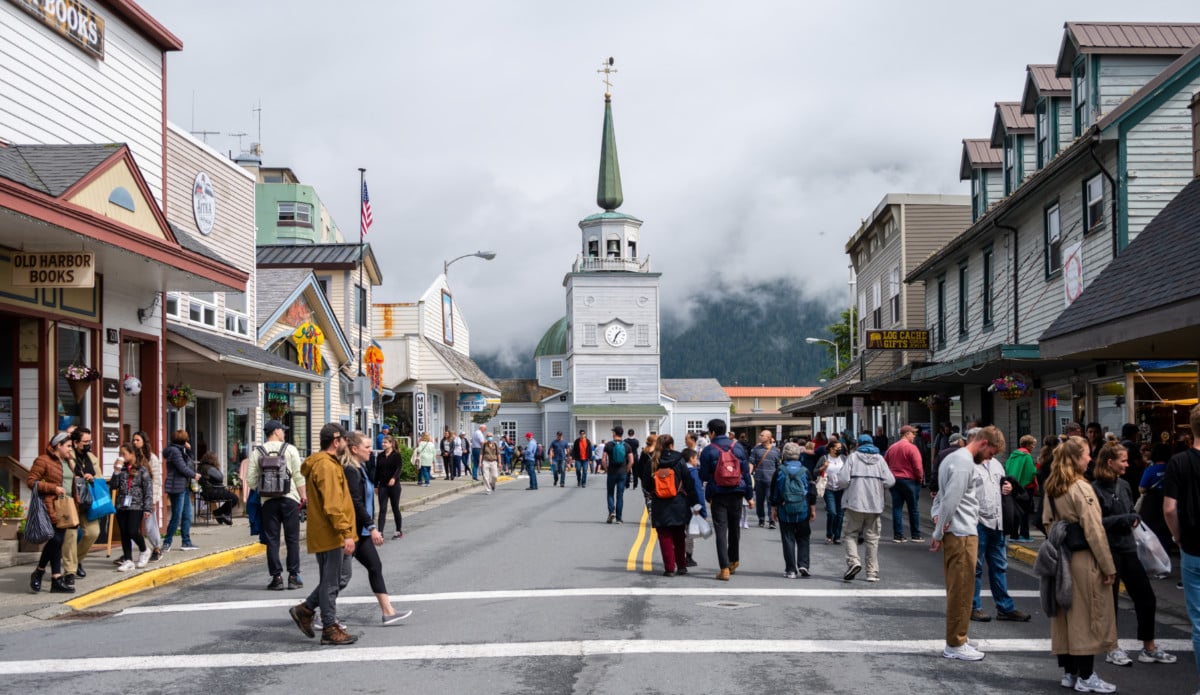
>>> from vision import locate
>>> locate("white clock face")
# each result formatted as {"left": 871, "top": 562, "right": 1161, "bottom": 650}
{"left": 605, "top": 324, "right": 628, "bottom": 347}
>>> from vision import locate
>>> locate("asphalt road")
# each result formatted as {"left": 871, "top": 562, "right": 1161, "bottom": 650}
{"left": 0, "top": 472, "right": 1194, "bottom": 695}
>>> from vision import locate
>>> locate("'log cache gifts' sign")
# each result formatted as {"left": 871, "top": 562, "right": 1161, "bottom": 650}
{"left": 865, "top": 330, "right": 929, "bottom": 350}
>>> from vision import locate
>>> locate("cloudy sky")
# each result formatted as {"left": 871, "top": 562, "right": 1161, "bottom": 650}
{"left": 144, "top": 0, "right": 1197, "bottom": 362}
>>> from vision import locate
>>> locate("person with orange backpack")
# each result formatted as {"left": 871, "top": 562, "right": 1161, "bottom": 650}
{"left": 641, "top": 435, "right": 701, "bottom": 576}
{"left": 699, "top": 418, "right": 753, "bottom": 581}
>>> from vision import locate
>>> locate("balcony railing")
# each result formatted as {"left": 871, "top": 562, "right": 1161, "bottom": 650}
{"left": 572, "top": 255, "right": 651, "bottom": 273}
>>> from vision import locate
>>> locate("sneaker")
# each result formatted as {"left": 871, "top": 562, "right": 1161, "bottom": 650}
{"left": 1104, "top": 649, "right": 1133, "bottom": 667}
{"left": 117, "top": 560, "right": 135, "bottom": 572}
{"left": 267, "top": 576, "right": 285, "bottom": 591}
{"left": 843, "top": 564, "right": 862, "bottom": 581}
{"left": 864, "top": 575, "right": 880, "bottom": 582}
{"left": 768, "top": 523, "right": 776, "bottom": 530}
{"left": 29, "top": 568, "right": 44, "bottom": 593}
{"left": 758, "top": 520, "right": 766, "bottom": 528}
{"left": 824, "top": 538, "right": 833, "bottom": 545}
{"left": 616, "top": 518, "right": 623, "bottom": 524}
{"left": 1017, "top": 536, "right": 1033, "bottom": 543}
{"left": 1073, "top": 673, "right": 1116, "bottom": 693}
{"left": 996, "top": 609, "right": 1031, "bottom": 622}
{"left": 677, "top": 566, "right": 688, "bottom": 575}
{"left": 113, "top": 557, "right": 127, "bottom": 566}
{"left": 180, "top": 543, "right": 200, "bottom": 551}
{"left": 1061, "top": 674, "right": 1078, "bottom": 689}
{"left": 607, "top": 513, "right": 614, "bottom": 524}
{"left": 798, "top": 567, "right": 810, "bottom": 577}
{"left": 784, "top": 571, "right": 797, "bottom": 579}
{"left": 136, "top": 549, "right": 152, "bottom": 568}
{"left": 1137, "top": 647, "right": 1177, "bottom": 664}
{"left": 893, "top": 536, "right": 907, "bottom": 543}
{"left": 392, "top": 531, "right": 403, "bottom": 540}
{"left": 382, "top": 609, "right": 413, "bottom": 626}
{"left": 289, "top": 603, "right": 315, "bottom": 638}
{"left": 685, "top": 555, "right": 697, "bottom": 567}
{"left": 663, "top": 570, "right": 675, "bottom": 577}
{"left": 288, "top": 574, "right": 303, "bottom": 590}
{"left": 911, "top": 535, "right": 924, "bottom": 542}
{"left": 942, "top": 643, "right": 985, "bottom": 661}
{"left": 160, "top": 544, "right": 171, "bottom": 554}
{"left": 970, "top": 609, "right": 993, "bottom": 622}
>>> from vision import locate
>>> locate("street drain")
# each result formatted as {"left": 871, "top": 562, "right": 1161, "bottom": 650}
{"left": 697, "top": 601, "right": 758, "bottom": 610}
{"left": 54, "top": 610, "right": 115, "bottom": 621}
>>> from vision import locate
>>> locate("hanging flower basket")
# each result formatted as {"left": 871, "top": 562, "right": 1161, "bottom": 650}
{"left": 989, "top": 371, "right": 1031, "bottom": 401}
{"left": 919, "top": 394, "right": 948, "bottom": 410}
{"left": 60, "top": 359, "right": 100, "bottom": 403}
{"left": 265, "top": 399, "right": 290, "bottom": 421}
{"left": 166, "top": 382, "right": 194, "bottom": 409}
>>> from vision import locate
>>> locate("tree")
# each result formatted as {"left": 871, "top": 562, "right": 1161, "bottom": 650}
{"left": 816, "top": 306, "right": 856, "bottom": 380}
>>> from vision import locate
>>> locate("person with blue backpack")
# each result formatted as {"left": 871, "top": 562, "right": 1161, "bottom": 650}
{"left": 603, "top": 427, "right": 633, "bottom": 522}
{"left": 771, "top": 442, "right": 818, "bottom": 578}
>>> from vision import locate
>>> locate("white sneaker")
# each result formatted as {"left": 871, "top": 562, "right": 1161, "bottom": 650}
{"left": 942, "top": 642, "right": 985, "bottom": 661}
{"left": 117, "top": 560, "right": 135, "bottom": 572}
{"left": 1137, "top": 647, "right": 1177, "bottom": 664}
{"left": 1061, "top": 674, "right": 1077, "bottom": 689}
{"left": 1073, "top": 673, "right": 1116, "bottom": 693}
{"left": 135, "top": 549, "right": 152, "bottom": 568}
{"left": 1105, "top": 649, "right": 1133, "bottom": 667}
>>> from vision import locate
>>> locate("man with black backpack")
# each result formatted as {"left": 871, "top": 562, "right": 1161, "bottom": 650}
{"left": 247, "top": 420, "right": 306, "bottom": 591}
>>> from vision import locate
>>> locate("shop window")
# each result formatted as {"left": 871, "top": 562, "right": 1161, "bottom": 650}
{"left": 56, "top": 325, "right": 91, "bottom": 431}
{"left": 188, "top": 292, "right": 216, "bottom": 327}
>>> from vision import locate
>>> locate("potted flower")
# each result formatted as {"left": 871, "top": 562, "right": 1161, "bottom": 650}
{"left": 989, "top": 371, "right": 1031, "bottom": 401}
{"left": 265, "top": 398, "right": 290, "bottom": 421}
{"left": 0, "top": 487, "right": 24, "bottom": 541}
{"left": 166, "top": 382, "right": 194, "bottom": 409}
{"left": 919, "top": 394, "right": 948, "bottom": 411}
{"left": 60, "top": 359, "right": 100, "bottom": 402}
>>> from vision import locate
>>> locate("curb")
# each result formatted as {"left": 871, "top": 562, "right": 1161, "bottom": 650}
{"left": 400, "top": 480, "right": 485, "bottom": 511}
{"left": 64, "top": 543, "right": 265, "bottom": 611}
{"left": 1007, "top": 542, "right": 1038, "bottom": 567}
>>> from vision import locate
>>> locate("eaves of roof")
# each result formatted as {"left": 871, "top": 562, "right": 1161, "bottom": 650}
{"left": 1057, "top": 22, "right": 1200, "bottom": 75}
{"left": 1021, "top": 64, "right": 1071, "bottom": 114}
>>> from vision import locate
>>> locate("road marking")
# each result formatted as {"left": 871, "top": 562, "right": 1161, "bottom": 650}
{"left": 626, "top": 506, "right": 651, "bottom": 571}
{"left": 642, "top": 526, "right": 657, "bottom": 571}
{"left": 120, "top": 587, "right": 1043, "bottom": 615}
{"left": 0, "top": 638, "right": 1191, "bottom": 675}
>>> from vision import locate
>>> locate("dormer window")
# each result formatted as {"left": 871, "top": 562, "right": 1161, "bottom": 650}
{"left": 1073, "top": 61, "right": 1088, "bottom": 137}
{"left": 971, "top": 174, "right": 982, "bottom": 220}
{"left": 1004, "top": 136, "right": 1017, "bottom": 195}
{"left": 1036, "top": 99, "right": 1051, "bottom": 168}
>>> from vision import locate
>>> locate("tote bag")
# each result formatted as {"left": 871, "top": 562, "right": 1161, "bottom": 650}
{"left": 87, "top": 478, "right": 116, "bottom": 521}
{"left": 1134, "top": 521, "right": 1171, "bottom": 576}
{"left": 53, "top": 493, "right": 79, "bottom": 529}
{"left": 23, "top": 492, "right": 54, "bottom": 545}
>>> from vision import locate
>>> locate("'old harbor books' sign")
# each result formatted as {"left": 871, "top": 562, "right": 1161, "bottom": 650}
{"left": 8, "top": 0, "right": 106, "bottom": 59}
{"left": 866, "top": 330, "right": 929, "bottom": 350}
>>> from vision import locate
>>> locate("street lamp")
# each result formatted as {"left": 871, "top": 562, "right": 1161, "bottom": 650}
{"left": 805, "top": 337, "right": 839, "bottom": 376}
{"left": 444, "top": 251, "right": 497, "bottom": 276}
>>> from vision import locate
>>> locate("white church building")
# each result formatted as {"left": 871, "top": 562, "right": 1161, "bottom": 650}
{"left": 486, "top": 87, "right": 729, "bottom": 446}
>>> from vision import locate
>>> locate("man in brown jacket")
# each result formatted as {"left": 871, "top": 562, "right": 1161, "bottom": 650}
{"left": 289, "top": 423, "right": 357, "bottom": 646}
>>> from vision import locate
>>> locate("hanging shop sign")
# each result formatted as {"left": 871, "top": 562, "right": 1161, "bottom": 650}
{"left": 865, "top": 329, "right": 929, "bottom": 350}
{"left": 292, "top": 322, "right": 324, "bottom": 374}
{"left": 10, "top": 252, "right": 95, "bottom": 288}
{"left": 414, "top": 391, "right": 426, "bottom": 436}
{"left": 458, "top": 392, "right": 486, "bottom": 412}
{"left": 192, "top": 172, "right": 216, "bottom": 235}
{"left": 8, "top": 0, "right": 105, "bottom": 59}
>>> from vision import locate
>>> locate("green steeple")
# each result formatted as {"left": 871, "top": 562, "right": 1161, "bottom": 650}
{"left": 596, "top": 95, "right": 623, "bottom": 211}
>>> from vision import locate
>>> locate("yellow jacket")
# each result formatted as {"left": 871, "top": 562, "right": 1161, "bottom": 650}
{"left": 301, "top": 451, "right": 355, "bottom": 554}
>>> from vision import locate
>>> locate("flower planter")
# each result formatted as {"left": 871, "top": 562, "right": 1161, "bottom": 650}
{"left": 999, "top": 390, "right": 1028, "bottom": 401}
{"left": 0, "top": 522, "right": 18, "bottom": 541}
{"left": 168, "top": 396, "right": 191, "bottom": 409}
{"left": 68, "top": 379, "right": 92, "bottom": 403}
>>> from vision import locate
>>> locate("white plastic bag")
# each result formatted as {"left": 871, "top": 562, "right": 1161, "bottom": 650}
{"left": 688, "top": 514, "right": 713, "bottom": 539}
{"left": 1134, "top": 521, "right": 1171, "bottom": 576}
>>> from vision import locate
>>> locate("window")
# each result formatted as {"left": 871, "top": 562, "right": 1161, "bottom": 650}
{"left": 1036, "top": 99, "right": 1052, "bottom": 168}
{"left": 1045, "top": 203, "right": 1062, "bottom": 276}
{"left": 686, "top": 419, "right": 704, "bottom": 433}
{"left": 356, "top": 285, "right": 367, "bottom": 328}
{"left": 165, "top": 292, "right": 181, "bottom": 318}
{"left": 1084, "top": 175, "right": 1104, "bottom": 232}
{"left": 224, "top": 292, "right": 249, "bottom": 336}
{"left": 971, "top": 174, "right": 982, "bottom": 220}
{"left": 583, "top": 324, "right": 597, "bottom": 346}
{"left": 982, "top": 248, "right": 994, "bottom": 327}
{"left": 889, "top": 266, "right": 901, "bottom": 325}
{"left": 635, "top": 324, "right": 649, "bottom": 347}
{"left": 607, "top": 377, "right": 627, "bottom": 392}
{"left": 1073, "top": 60, "right": 1088, "bottom": 136}
{"left": 606, "top": 239, "right": 620, "bottom": 258}
{"left": 628, "top": 240, "right": 637, "bottom": 258}
{"left": 277, "top": 201, "right": 313, "bottom": 226}
{"left": 936, "top": 276, "right": 946, "bottom": 349}
{"left": 957, "top": 263, "right": 968, "bottom": 338}
{"left": 587, "top": 239, "right": 599, "bottom": 257}
{"left": 500, "top": 421, "right": 517, "bottom": 443}
{"left": 871, "top": 279, "right": 882, "bottom": 329}
{"left": 869, "top": 234, "right": 880, "bottom": 252}
{"left": 550, "top": 360, "right": 563, "bottom": 378}
{"left": 188, "top": 292, "right": 216, "bottom": 327}
{"left": 316, "top": 277, "right": 329, "bottom": 298}
{"left": 1004, "top": 136, "right": 1018, "bottom": 195}
{"left": 858, "top": 291, "right": 868, "bottom": 348}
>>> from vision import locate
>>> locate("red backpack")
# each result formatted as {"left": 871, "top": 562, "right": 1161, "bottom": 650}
{"left": 713, "top": 443, "right": 742, "bottom": 487}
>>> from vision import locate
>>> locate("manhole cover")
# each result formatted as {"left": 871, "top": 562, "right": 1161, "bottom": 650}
{"left": 697, "top": 600, "right": 758, "bottom": 610}
{"left": 54, "top": 610, "right": 115, "bottom": 621}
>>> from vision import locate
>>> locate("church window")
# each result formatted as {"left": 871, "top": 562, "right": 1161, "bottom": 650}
{"left": 628, "top": 240, "right": 637, "bottom": 258}
{"left": 584, "top": 325, "right": 598, "bottom": 346}
{"left": 635, "top": 324, "right": 649, "bottom": 346}
{"left": 551, "top": 360, "right": 563, "bottom": 378}
{"left": 606, "top": 239, "right": 621, "bottom": 258}
{"left": 587, "top": 239, "right": 599, "bottom": 257}
{"left": 607, "top": 377, "right": 627, "bottom": 392}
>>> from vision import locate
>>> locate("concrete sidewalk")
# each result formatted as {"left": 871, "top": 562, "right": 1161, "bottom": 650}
{"left": 0, "top": 475, "right": 488, "bottom": 622}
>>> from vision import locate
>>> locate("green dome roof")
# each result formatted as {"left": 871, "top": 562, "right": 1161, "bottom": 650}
{"left": 534, "top": 316, "right": 568, "bottom": 358}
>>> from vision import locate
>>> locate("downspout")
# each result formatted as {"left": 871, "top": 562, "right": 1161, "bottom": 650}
{"left": 1088, "top": 136, "right": 1118, "bottom": 258}
{"left": 995, "top": 221, "right": 1019, "bottom": 344}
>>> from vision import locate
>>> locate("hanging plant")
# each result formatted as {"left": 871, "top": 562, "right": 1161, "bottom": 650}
{"left": 989, "top": 371, "right": 1031, "bottom": 401}
{"left": 60, "top": 359, "right": 100, "bottom": 383}
{"left": 919, "top": 394, "right": 948, "bottom": 410}
{"left": 166, "top": 382, "right": 195, "bottom": 409}
{"left": 265, "top": 398, "right": 290, "bottom": 420}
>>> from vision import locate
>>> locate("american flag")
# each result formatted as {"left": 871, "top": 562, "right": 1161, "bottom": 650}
{"left": 360, "top": 179, "right": 374, "bottom": 235}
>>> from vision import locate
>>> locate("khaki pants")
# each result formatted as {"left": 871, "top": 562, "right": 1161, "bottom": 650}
{"left": 62, "top": 516, "right": 100, "bottom": 574}
{"left": 481, "top": 459, "right": 499, "bottom": 492}
{"left": 943, "top": 533, "right": 979, "bottom": 647}
{"left": 842, "top": 510, "right": 880, "bottom": 577}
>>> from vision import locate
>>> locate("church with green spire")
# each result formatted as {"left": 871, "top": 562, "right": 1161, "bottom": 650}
{"left": 484, "top": 79, "right": 729, "bottom": 446}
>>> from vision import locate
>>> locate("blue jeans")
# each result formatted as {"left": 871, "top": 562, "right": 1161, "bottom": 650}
{"left": 164, "top": 490, "right": 193, "bottom": 547}
{"left": 525, "top": 459, "right": 538, "bottom": 488}
{"left": 824, "top": 488, "right": 845, "bottom": 540}
{"left": 418, "top": 466, "right": 432, "bottom": 485}
{"left": 470, "top": 449, "right": 481, "bottom": 479}
{"left": 972, "top": 524, "right": 1015, "bottom": 613}
{"left": 606, "top": 473, "right": 627, "bottom": 519}
{"left": 552, "top": 457, "right": 565, "bottom": 485}
{"left": 890, "top": 478, "right": 922, "bottom": 539}
{"left": 1181, "top": 550, "right": 1200, "bottom": 676}
{"left": 576, "top": 460, "right": 588, "bottom": 486}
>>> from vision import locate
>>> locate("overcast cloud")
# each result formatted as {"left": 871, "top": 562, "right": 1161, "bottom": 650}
{"left": 144, "top": 0, "right": 1197, "bottom": 362}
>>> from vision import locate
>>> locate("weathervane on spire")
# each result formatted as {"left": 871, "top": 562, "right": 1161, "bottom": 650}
{"left": 597, "top": 57, "right": 617, "bottom": 99}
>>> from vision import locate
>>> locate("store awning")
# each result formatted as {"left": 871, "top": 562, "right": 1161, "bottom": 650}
{"left": 573, "top": 404, "right": 668, "bottom": 417}
{"left": 423, "top": 339, "right": 500, "bottom": 397}
{"left": 167, "top": 325, "right": 321, "bottom": 383}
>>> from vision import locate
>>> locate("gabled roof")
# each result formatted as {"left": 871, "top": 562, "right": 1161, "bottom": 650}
{"left": 257, "top": 243, "right": 382, "bottom": 285}
{"left": 661, "top": 379, "right": 730, "bottom": 403}
{"left": 0, "top": 143, "right": 123, "bottom": 196}
{"left": 1057, "top": 22, "right": 1200, "bottom": 76}
{"left": 1094, "top": 41, "right": 1200, "bottom": 136}
{"left": 424, "top": 338, "right": 500, "bottom": 394}
{"left": 107, "top": 0, "right": 183, "bottom": 51}
{"left": 1040, "top": 176, "right": 1200, "bottom": 343}
{"left": 990, "top": 102, "right": 1035, "bottom": 147}
{"left": 496, "top": 379, "right": 561, "bottom": 404}
{"left": 255, "top": 268, "right": 353, "bottom": 364}
{"left": 959, "top": 139, "right": 1003, "bottom": 180}
{"left": 255, "top": 268, "right": 314, "bottom": 327}
{"left": 1021, "top": 64, "right": 1072, "bottom": 114}
{"left": 167, "top": 324, "right": 319, "bottom": 383}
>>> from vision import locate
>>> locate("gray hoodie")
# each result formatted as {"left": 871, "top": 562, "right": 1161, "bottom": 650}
{"left": 833, "top": 449, "right": 895, "bottom": 514}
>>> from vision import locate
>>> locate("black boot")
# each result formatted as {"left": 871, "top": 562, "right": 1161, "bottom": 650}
{"left": 75, "top": 563, "right": 86, "bottom": 578}
{"left": 63, "top": 573, "right": 76, "bottom": 588}
{"left": 50, "top": 576, "right": 75, "bottom": 593}
{"left": 30, "top": 568, "right": 44, "bottom": 593}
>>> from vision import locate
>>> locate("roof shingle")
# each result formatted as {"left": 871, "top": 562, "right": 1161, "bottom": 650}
{"left": 1058, "top": 22, "right": 1200, "bottom": 75}
{"left": 0, "top": 143, "right": 121, "bottom": 196}
{"left": 960, "top": 139, "right": 1003, "bottom": 180}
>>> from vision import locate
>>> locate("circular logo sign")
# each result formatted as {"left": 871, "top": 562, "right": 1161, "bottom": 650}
{"left": 192, "top": 172, "right": 216, "bottom": 235}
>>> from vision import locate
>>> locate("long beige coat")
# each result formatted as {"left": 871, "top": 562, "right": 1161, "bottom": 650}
{"left": 1042, "top": 479, "right": 1117, "bottom": 655}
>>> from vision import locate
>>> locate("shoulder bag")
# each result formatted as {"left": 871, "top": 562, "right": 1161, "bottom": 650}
{"left": 53, "top": 492, "right": 80, "bottom": 529}
{"left": 1048, "top": 495, "right": 1089, "bottom": 551}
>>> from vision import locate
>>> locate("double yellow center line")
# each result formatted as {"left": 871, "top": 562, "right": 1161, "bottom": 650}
{"left": 626, "top": 506, "right": 658, "bottom": 572}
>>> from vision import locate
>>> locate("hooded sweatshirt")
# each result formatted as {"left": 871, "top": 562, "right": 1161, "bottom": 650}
{"left": 833, "top": 445, "right": 895, "bottom": 514}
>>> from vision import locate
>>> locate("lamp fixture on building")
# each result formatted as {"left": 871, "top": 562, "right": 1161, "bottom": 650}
{"left": 805, "top": 337, "right": 839, "bottom": 376}
{"left": 443, "top": 251, "right": 497, "bottom": 276}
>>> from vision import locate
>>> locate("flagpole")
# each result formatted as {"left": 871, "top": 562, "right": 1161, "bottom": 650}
{"left": 358, "top": 167, "right": 366, "bottom": 433}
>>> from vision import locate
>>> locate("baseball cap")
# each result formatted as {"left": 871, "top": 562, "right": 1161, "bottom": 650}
{"left": 899, "top": 425, "right": 915, "bottom": 436}
{"left": 949, "top": 433, "right": 966, "bottom": 445}
{"left": 525, "top": 432, "right": 533, "bottom": 438}
{"left": 381, "top": 424, "right": 391, "bottom": 431}
{"left": 264, "top": 419, "right": 289, "bottom": 437}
